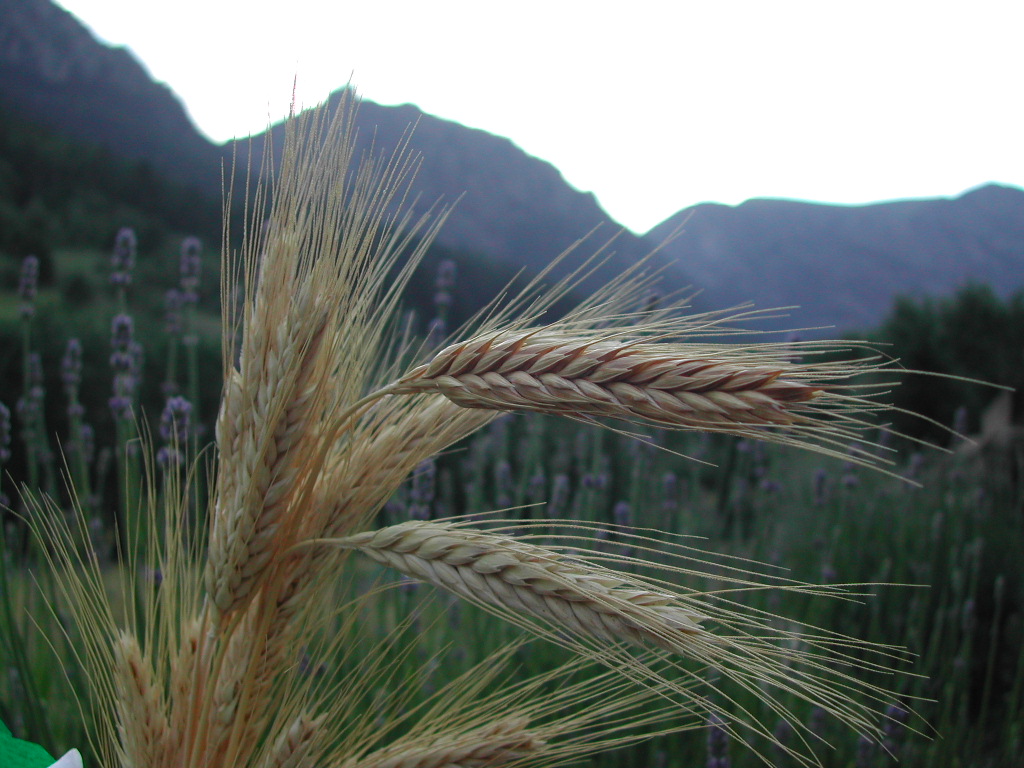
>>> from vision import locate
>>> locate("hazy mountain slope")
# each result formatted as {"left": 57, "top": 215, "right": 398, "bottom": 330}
{"left": 227, "top": 93, "right": 676, "bottom": 296}
{"left": 4, "top": 0, "right": 1022, "bottom": 335}
{"left": 646, "top": 184, "right": 1024, "bottom": 333}
{"left": 0, "top": 0, "right": 222, "bottom": 191}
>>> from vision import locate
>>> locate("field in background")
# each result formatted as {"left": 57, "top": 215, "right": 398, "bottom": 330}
{"left": 0, "top": 238, "right": 1021, "bottom": 767}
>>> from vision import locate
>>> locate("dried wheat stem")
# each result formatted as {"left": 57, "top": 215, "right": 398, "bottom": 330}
{"left": 328, "top": 521, "right": 704, "bottom": 651}
{"left": 349, "top": 717, "right": 544, "bottom": 768}
{"left": 262, "top": 713, "right": 325, "bottom": 768}
{"left": 273, "top": 397, "right": 493, "bottom": 626}
{"left": 390, "top": 330, "right": 820, "bottom": 430}
{"left": 114, "top": 632, "right": 175, "bottom": 768}
{"left": 168, "top": 617, "right": 203, "bottom": 756}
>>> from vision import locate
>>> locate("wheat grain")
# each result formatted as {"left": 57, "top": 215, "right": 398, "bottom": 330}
{"left": 350, "top": 717, "right": 544, "bottom": 768}
{"left": 168, "top": 617, "right": 202, "bottom": 757}
{"left": 114, "top": 632, "right": 174, "bottom": 768}
{"left": 271, "top": 396, "right": 493, "bottom": 628}
{"left": 262, "top": 713, "right": 325, "bottom": 768}
{"left": 330, "top": 521, "right": 705, "bottom": 650}
{"left": 31, "top": 93, "right": 923, "bottom": 768}
{"left": 206, "top": 298, "right": 332, "bottom": 618}
{"left": 391, "top": 329, "right": 821, "bottom": 431}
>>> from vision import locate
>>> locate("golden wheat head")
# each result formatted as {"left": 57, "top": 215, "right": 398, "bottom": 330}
{"left": 27, "top": 90, "right": 931, "bottom": 768}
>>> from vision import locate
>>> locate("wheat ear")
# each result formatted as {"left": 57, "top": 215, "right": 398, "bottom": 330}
{"left": 206, "top": 297, "right": 332, "bottom": 619}
{"left": 114, "top": 632, "right": 175, "bottom": 768}
{"left": 391, "top": 329, "right": 821, "bottom": 430}
{"left": 348, "top": 717, "right": 544, "bottom": 768}
{"left": 327, "top": 521, "right": 704, "bottom": 650}
{"left": 261, "top": 713, "right": 325, "bottom": 768}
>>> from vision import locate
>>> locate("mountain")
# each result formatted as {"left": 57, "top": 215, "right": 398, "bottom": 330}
{"left": 227, "top": 94, "right": 671, "bottom": 297}
{"left": 645, "top": 184, "right": 1024, "bottom": 334}
{"left": 3, "top": 0, "right": 1023, "bottom": 335}
{"left": 0, "top": 0, "right": 222, "bottom": 192}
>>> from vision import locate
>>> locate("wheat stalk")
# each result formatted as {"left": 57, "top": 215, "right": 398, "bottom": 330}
{"left": 206, "top": 295, "right": 332, "bottom": 618}
{"left": 27, "top": 92, "right": 929, "bottom": 768}
{"left": 348, "top": 717, "right": 544, "bottom": 768}
{"left": 328, "top": 521, "right": 705, "bottom": 650}
{"left": 261, "top": 713, "right": 325, "bottom": 768}
{"left": 113, "top": 633, "right": 174, "bottom": 768}
{"left": 391, "top": 328, "right": 820, "bottom": 426}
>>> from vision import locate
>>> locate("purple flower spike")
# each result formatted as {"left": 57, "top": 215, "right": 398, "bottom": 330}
{"left": 157, "top": 396, "right": 192, "bottom": 468}
{"left": 613, "top": 500, "right": 632, "bottom": 529}
{"left": 548, "top": 474, "right": 570, "bottom": 518}
{"left": 425, "top": 317, "right": 446, "bottom": 349}
{"left": 62, "top": 338, "right": 84, "bottom": 393}
{"left": 165, "top": 289, "right": 184, "bottom": 335}
{"left": 409, "top": 459, "right": 436, "bottom": 520}
{"left": 0, "top": 401, "right": 11, "bottom": 464}
{"left": 706, "top": 713, "right": 730, "bottom": 768}
{"left": 813, "top": 468, "right": 829, "bottom": 507}
{"left": 18, "top": 255, "right": 39, "bottom": 319}
{"left": 110, "top": 314, "right": 141, "bottom": 420}
{"left": 110, "top": 314, "right": 134, "bottom": 352}
{"left": 111, "top": 227, "right": 137, "bottom": 286}
{"left": 180, "top": 236, "right": 202, "bottom": 298}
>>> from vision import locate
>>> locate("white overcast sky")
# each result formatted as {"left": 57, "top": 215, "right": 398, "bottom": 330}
{"left": 54, "top": 0, "right": 1023, "bottom": 234}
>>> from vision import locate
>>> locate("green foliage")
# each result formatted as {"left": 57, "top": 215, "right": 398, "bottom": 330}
{"left": 854, "top": 284, "right": 1024, "bottom": 443}
{"left": 0, "top": 144, "right": 1020, "bottom": 764}
{"left": 0, "top": 101, "right": 221, "bottom": 262}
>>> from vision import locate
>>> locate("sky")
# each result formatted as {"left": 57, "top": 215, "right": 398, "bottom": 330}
{"left": 54, "top": 0, "right": 1024, "bottom": 234}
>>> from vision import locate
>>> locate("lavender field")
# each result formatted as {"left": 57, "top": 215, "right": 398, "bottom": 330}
{"left": 1, "top": 210, "right": 1021, "bottom": 767}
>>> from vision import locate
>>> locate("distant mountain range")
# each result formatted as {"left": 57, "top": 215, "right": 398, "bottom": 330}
{"left": 3, "top": 0, "right": 1022, "bottom": 334}
{"left": 648, "top": 185, "right": 1024, "bottom": 332}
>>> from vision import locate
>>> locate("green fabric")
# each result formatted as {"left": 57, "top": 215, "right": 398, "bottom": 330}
{"left": 0, "top": 718, "right": 56, "bottom": 768}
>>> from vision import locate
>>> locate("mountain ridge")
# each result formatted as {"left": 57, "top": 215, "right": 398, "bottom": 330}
{"left": 2, "top": 0, "right": 1022, "bottom": 334}
{"left": 647, "top": 183, "right": 1024, "bottom": 332}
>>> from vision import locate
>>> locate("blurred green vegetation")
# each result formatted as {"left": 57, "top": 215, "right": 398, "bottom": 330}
{"left": 852, "top": 284, "right": 1024, "bottom": 445}
{"left": 0, "top": 105, "right": 1021, "bottom": 767}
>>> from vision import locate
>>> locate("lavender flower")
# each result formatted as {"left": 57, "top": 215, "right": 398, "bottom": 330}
{"left": 706, "top": 713, "right": 730, "bottom": 768}
{"left": 771, "top": 719, "right": 793, "bottom": 766}
{"left": 110, "top": 227, "right": 137, "bottom": 287}
{"left": 433, "top": 259, "right": 456, "bottom": 315}
{"left": 812, "top": 468, "right": 829, "bottom": 507}
{"left": 906, "top": 452, "right": 925, "bottom": 480}
{"left": 109, "top": 314, "right": 134, "bottom": 368}
{"left": 0, "top": 401, "right": 11, "bottom": 465}
{"left": 0, "top": 400, "right": 10, "bottom": 508}
{"left": 952, "top": 405, "right": 969, "bottom": 435}
{"left": 156, "top": 397, "right": 192, "bottom": 468}
{"left": 425, "top": 317, "right": 446, "bottom": 350}
{"left": 61, "top": 338, "right": 83, "bottom": 395}
{"left": 821, "top": 562, "right": 838, "bottom": 583}
{"left": 17, "top": 255, "right": 39, "bottom": 319}
{"left": 661, "top": 471, "right": 679, "bottom": 515}
{"left": 17, "top": 353, "right": 45, "bottom": 441}
{"left": 179, "top": 236, "right": 202, "bottom": 303}
{"left": 494, "top": 460, "right": 514, "bottom": 509}
{"left": 409, "top": 459, "right": 436, "bottom": 520}
{"left": 548, "top": 473, "right": 570, "bottom": 518}
{"left": 164, "top": 288, "right": 184, "bottom": 335}
{"left": 855, "top": 734, "right": 876, "bottom": 768}
{"left": 882, "top": 704, "right": 909, "bottom": 758}
{"left": 109, "top": 314, "right": 139, "bottom": 420}
{"left": 526, "top": 470, "right": 547, "bottom": 506}
{"left": 613, "top": 500, "right": 633, "bottom": 529}
{"left": 807, "top": 706, "right": 827, "bottom": 740}
{"left": 79, "top": 423, "right": 95, "bottom": 465}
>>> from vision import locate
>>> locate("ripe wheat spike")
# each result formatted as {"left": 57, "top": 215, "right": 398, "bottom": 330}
{"left": 25, "top": 89, "right": 934, "bottom": 768}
